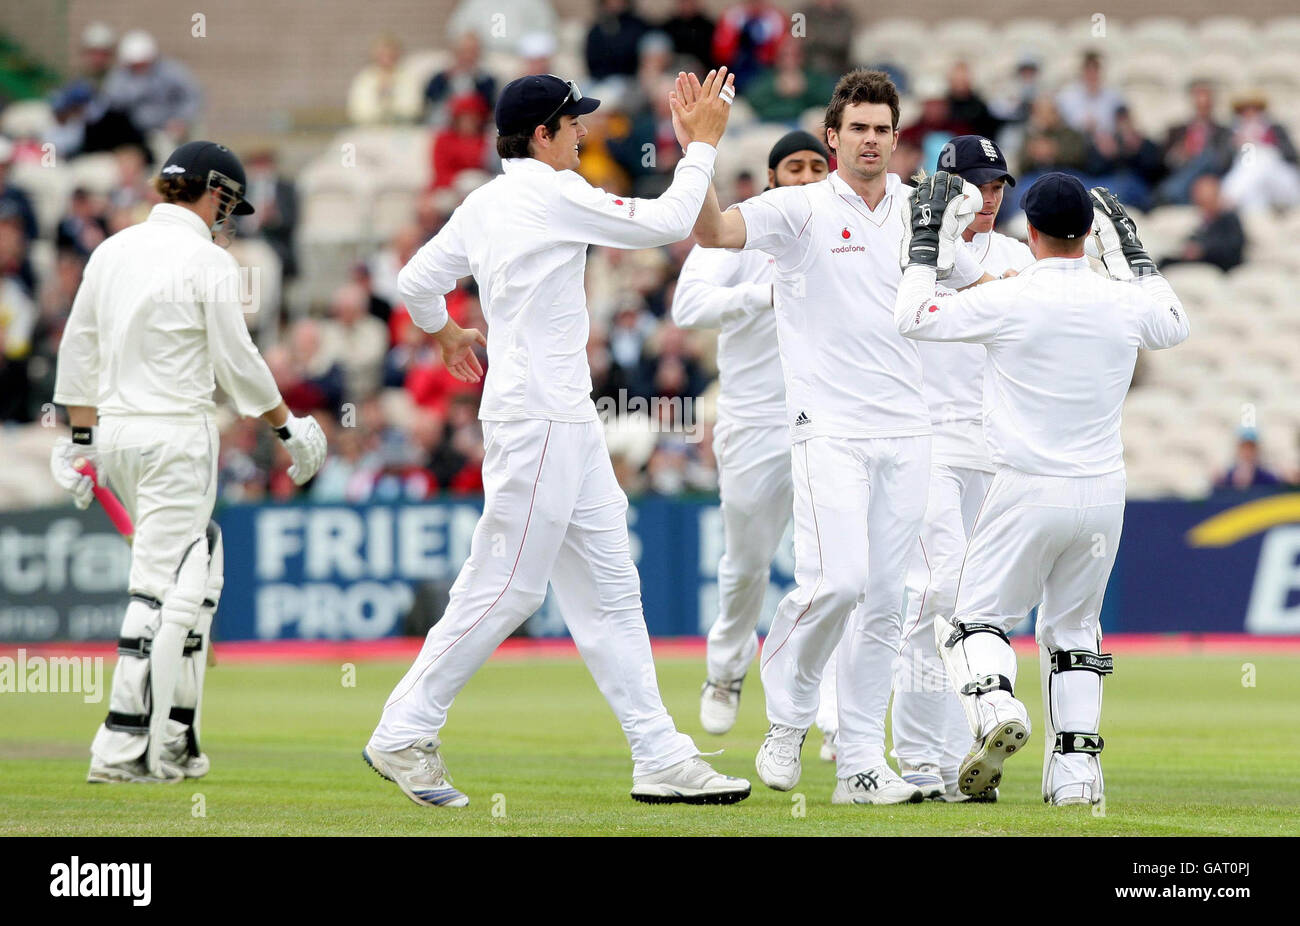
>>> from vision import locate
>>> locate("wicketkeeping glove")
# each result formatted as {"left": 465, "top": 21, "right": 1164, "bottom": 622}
{"left": 277, "top": 413, "right": 327, "bottom": 485}
{"left": 1089, "top": 186, "right": 1156, "bottom": 281}
{"left": 49, "top": 429, "right": 96, "bottom": 510}
{"left": 900, "top": 170, "right": 980, "bottom": 279}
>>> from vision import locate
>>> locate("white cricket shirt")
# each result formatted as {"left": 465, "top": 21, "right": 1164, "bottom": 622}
{"left": 398, "top": 142, "right": 718, "bottom": 423}
{"left": 734, "top": 170, "right": 985, "bottom": 442}
{"left": 895, "top": 259, "right": 1190, "bottom": 477}
{"left": 672, "top": 241, "right": 783, "bottom": 428}
{"left": 920, "top": 230, "right": 1034, "bottom": 471}
{"left": 54, "top": 203, "right": 281, "bottom": 419}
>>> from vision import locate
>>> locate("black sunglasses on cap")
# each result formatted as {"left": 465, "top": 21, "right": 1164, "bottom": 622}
{"left": 542, "top": 79, "right": 583, "bottom": 127}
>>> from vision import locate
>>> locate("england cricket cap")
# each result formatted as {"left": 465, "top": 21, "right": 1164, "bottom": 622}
{"left": 939, "top": 135, "right": 1015, "bottom": 187}
{"left": 495, "top": 74, "right": 600, "bottom": 136}
{"left": 160, "top": 140, "right": 254, "bottom": 215}
{"left": 1022, "top": 172, "right": 1093, "bottom": 240}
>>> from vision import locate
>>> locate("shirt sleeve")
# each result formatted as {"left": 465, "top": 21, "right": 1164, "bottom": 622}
{"left": 397, "top": 208, "right": 472, "bottom": 333}
{"left": 1133, "top": 272, "right": 1190, "bottom": 350}
{"left": 546, "top": 142, "right": 717, "bottom": 249}
{"left": 734, "top": 186, "right": 810, "bottom": 255}
{"left": 52, "top": 254, "right": 101, "bottom": 408}
{"left": 895, "top": 265, "right": 1011, "bottom": 343}
{"left": 949, "top": 244, "right": 987, "bottom": 289}
{"left": 204, "top": 256, "right": 282, "bottom": 418}
{"left": 671, "top": 245, "right": 770, "bottom": 329}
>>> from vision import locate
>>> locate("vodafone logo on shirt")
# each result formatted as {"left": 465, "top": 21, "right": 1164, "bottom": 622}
{"left": 830, "top": 225, "right": 863, "bottom": 254}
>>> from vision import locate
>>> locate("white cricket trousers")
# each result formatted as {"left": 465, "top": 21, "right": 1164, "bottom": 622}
{"left": 951, "top": 467, "right": 1125, "bottom": 792}
{"left": 370, "top": 418, "right": 698, "bottom": 776}
{"left": 706, "top": 421, "right": 792, "bottom": 682}
{"left": 760, "top": 435, "right": 930, "bottom": 776}
{"left": 93, "top": 415, "right": 219, "bottom": 765}
{"left": 892, "top": 463, "right": 993, "bottom": 781}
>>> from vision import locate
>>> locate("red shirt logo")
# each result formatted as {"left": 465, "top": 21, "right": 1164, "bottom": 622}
{"left": 841, "top": 227, "right": 851, "bottom": 239}
{"left": 928, "top": 304, "right": 940, "bottom": 312}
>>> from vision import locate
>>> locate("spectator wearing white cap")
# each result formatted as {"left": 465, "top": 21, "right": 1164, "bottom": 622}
{"left": 79, "top": 22, "right": 117, "bottom": 91}
{"left": 99, "top": 30, "right": 203, "bottom": 143}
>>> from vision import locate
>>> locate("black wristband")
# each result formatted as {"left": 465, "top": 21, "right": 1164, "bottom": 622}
{"left": 275, "top": 425, "right": 292, "bottom": 441}
{"left": 71, "top": 427, "right": 94, "bottom": 446}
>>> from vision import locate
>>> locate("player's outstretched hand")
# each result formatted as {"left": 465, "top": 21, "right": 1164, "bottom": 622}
{"left": 49, "top": 436, "right": 95, "bottom": 509}
{"left": 901, "top": 170, "right": 979, "bottom": 278}
{"left": 280, "top": 413, "right": 327, "bottom": 485}
{"left": 434, "top": 319, "right": 487, "bottom": 384}
{"left": 1089, "top": 187, "right": 1155, "bottom": 281}
{"left": 669, "top": 67, "right": 735, "bottom": 150}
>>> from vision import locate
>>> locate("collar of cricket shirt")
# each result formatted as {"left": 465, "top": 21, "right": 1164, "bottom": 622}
{"left": 149, "top": 202, "right": 214, "bottom": 240}
{"left": 502, "top": 157, "right": 560, "bottom": 174}
{"left": 1033, "top": 255, "right": 1090, "bottom": 272}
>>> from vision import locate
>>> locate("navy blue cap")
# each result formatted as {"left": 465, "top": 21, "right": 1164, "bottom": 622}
{"left": 161, "top": 140, "right": 254, "bottom": 215}
{"left": 938, "top": 135, "right": 1015, "bottom": 186}
{"left": 1022, "top": 172, "right": 1093, "bottom": 240}
{"left": 495, "top": 74, "right": 600, "bottom": 136}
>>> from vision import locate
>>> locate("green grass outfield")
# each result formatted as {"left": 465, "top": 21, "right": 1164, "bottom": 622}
{"left": 2, "top": 651, "right": 1298, "bottom": 836}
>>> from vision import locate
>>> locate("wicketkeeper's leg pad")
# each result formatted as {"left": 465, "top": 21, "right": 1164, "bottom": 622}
{"left": 935, "top": 615, "right": 1020, "bottom": 739}
{"left": 1040, "top": 643, "right": 1113, "bottom": 803}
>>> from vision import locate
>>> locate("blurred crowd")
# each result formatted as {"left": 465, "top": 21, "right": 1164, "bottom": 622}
{"left": 3, "top": 3, "right": 1299, "bottom": 506}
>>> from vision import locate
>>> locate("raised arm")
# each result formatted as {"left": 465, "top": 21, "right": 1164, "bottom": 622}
{"left": 1133, "top": 273, "right": 1190, "bottom": 350}
{"left": 894, "top": 265, "right": 1010, "bottom": 343}
{"left": 548, "top": 67, "right": 735, "bottom": 250}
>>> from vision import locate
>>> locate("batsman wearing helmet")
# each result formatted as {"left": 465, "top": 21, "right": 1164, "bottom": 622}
{"left": 51, "top": 141, "right": 327, "bottom": 783}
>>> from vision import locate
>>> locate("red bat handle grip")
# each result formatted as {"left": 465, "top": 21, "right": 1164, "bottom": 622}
{"left": 74, "top": 458, "right": 135, "bottom": 540}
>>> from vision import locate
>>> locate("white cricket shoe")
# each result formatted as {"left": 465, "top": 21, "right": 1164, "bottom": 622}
{"left": 362, "top": 736, "right": 469, "bottom": 808}
{"left": 699, "top": 677, "right": 743, "bottom": 735}
{"left": 900, "top": 761, "right": 946, "bottom": 799}
{"left": 169, "top": 753, "right": 211, "bottom": 779}
{"left": 819, "top": 731, "right": 836, "bottom": 762}
{"left": 630, "top": 756, "right": 751, "bottom": 805}
{"left": 957, "top": 696, "right": 1031, "bottom": 800}
{"left": 755, "top": 724, "right": 807, "bottom": 791}
{"left": 87, "top": 758, "right": 183, "bottom": 784}
{"left": 832, "top": 765, "right": 924, "bottom": 805}
{"left": 1051, "top": 782, "right": 1097, "bottom": 806}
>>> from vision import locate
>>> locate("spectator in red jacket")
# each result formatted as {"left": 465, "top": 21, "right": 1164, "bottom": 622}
{"left": 711, "top": 1, "right": 785, "bottom": 91}
{"left": 430, "top": 94, "right": 491, "bottom": 190}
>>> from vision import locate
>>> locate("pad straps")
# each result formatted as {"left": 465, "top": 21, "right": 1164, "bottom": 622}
{"left": 1055, "top": 732, "right": 1105, "bottom": 755}
{"left": 1050, "top": 650, "right": 1114, "bottom": 675}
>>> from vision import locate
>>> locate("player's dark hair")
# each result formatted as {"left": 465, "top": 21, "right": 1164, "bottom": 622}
{"left": 496, "top": 113, "right": 565, "bottom": 160}
{"left": 153, "top": 174, "right": 209, "bottom": 205}
{"left": 824, "top": 69, "right": 901, "bottom": 141}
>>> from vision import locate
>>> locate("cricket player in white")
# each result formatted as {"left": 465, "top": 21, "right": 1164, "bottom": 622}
{"left": 894, "top": 173, "right": 1189, "bottom": 804}
{"left": 364, "top": 70, "right": 752, "bottom": 807}
{"left": 692, "top": 70, "right": 992, "bottom": 804}
{"left": 672, "top": 130, "right": 843, "bottom": 753}
{"left": 892, "top": 136, "right": 1033, "bottom": 802}
{"left": 50, "top": 141, "right": 327, "bottom": 783}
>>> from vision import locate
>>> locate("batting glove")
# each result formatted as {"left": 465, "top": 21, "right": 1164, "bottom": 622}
{"left": 50, "top": 428, "right": 96, "bottom": 510}
{"left": 1089, "top": 187, "right": 1156, "bottom": 281}
{"left": 277, "top": 413, "right": 327, "bottom": 486}
{"left": 901, "top": 170, "right": 980, "bottom": 279}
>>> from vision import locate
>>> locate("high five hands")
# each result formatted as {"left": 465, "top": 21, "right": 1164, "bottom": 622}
{"left": 669, "top": 67, "right": 736, "bottom": 152}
